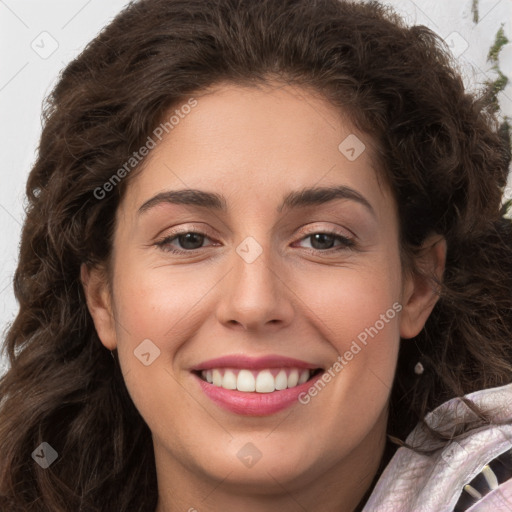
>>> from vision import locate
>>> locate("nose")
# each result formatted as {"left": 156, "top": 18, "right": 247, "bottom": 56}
{"left": 215, "top": 238, "right": 295, "bottom": 333}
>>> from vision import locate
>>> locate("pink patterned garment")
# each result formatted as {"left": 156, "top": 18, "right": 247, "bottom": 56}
{"left": 363, "top": 383, "right": 512, "bottom": 511}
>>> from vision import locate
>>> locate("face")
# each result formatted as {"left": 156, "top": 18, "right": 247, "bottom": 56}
{"left": 83, "top": 82, "right": 445, "bottom": 508}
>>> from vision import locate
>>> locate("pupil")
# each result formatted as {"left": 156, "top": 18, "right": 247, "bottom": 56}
{"left": 311, "top": 233, "right": 334, "bottom": 250}
{"left": 180, "top": 233, "right": 203, "bottom": 249}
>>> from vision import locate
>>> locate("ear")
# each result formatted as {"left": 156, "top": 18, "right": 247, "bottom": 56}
{"left": 80, "top": 263, "right": 117, "bottom": 350}
{"left": 400, "top": 233, "right": 447, "bottom": 339}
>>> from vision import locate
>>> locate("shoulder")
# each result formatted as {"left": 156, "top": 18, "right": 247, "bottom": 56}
{"left": 363, "top": 383, "right": 512, "bottom": 512}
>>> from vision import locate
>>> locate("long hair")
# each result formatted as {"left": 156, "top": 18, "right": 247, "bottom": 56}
{"left": 1, "top": 0, "right": 511, "bottom": 510}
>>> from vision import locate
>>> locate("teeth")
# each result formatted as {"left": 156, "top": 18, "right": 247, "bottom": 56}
{"left": 212, "top": 369, "right": 223, "bottom": 386}
{"left": 298, "top": 369, "right": 309, "bottom": 384}
{"left": 255, "top": 370, "right": 275, "bottom": 393}
{"left": 200, "top": 367, "right": 318, "bottom": 393}
{"left": 287, "top": 369, "right": 299, "bottom": 388}
{"left": 222, "top": 369, "right": 237, "bottom": 390}
{"left": 237, "top": 369, "right": 255, "bottom": 392}
{"left": 275, "top": 370, "right": 288, "bottom": 390}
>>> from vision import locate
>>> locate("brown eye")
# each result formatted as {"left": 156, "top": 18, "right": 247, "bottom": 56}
{"left": 296, "top": 231, "right": 355, "bottom": 252}
{"left": 155, "top": 230, "right": 214, "bottom": 254}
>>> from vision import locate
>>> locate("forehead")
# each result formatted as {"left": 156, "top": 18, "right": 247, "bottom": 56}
{"left": 120, "top": 82, "right": 394, "bottom": 220}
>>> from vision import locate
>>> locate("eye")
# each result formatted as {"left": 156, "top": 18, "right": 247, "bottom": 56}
{"left": 155, "top": 230, "right": 215, "bottom": 254}
{"left": 154, "top": 228, "right": 356, "bottom": 255}
{"left": 294, "top": 231, "right": 356, "bottom": 252}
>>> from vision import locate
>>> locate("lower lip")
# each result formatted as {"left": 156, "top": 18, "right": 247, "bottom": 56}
{"left": 193, "top": 371, "right": 324, "bottom": 415}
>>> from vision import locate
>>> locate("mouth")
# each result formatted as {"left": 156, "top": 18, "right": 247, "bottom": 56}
{"left": 193, "top": 367, "right": 324, "bottom": 393}
{"left": 190, "top": 355, "right": 326, "bottom": 415}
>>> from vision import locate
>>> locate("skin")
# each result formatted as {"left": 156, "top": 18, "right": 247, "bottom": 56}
{"left": 81, "top": 82, "right": 446, "bottom": 512}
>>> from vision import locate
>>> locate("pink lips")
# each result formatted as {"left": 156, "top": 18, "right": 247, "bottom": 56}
{"left": 191, "top": 354, "right": 324, "bottom": 416}
{"left": 191, "top": 354, "right": 320, "bottom": 371}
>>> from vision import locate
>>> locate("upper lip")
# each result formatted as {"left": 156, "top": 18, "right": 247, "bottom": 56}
{"left": 191, "top": 354, "right": 323, "bottom": 371}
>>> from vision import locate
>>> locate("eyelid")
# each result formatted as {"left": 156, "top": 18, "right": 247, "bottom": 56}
{"left": 155, "top": 222, "right": 355, "bottom": 244}
{"left": 155, "top": 223, "right": 216, "bottom": 240}
{"left": 295, "top": 222, "right": 356, "bottom": 240}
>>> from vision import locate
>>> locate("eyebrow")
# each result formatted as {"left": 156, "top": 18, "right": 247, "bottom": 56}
{"left": 137, "top": 185, "right": 376, "bottom": 218}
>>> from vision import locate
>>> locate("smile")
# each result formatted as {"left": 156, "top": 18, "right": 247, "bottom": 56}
{"left": 198, "top": 367, "right": 323, "bottom": 393}
{"left": 191, "top": 354, "right": 325, "bottom": 415}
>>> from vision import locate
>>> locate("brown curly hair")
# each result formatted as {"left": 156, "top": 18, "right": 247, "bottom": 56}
{"left": 0, "top": 0, "right": 511, "bottom": 510}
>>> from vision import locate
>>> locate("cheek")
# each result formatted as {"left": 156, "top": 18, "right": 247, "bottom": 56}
{"left": 306, "top": 278, "right": 401, "bottom": 393}
{"left": 294, "top": 247, "right": 403, "bottom": 395}
{"left": 109, "top": 264, "right": 209, "bottom": 438}
{"left": 287, "top": 262, "right": 402, "bottom": 463}
{"left": 111, "top": 261, "right": 206, "bottom": 345}
{"left": 296, "top": 249, "right": 402, "bottom": 345}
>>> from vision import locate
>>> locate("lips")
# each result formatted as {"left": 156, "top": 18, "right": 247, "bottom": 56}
{"left": 191, "top": 354, "right": 325, "bottom": 415}
{"left": 191, "top": 354, "right": 321, "bottom": 371}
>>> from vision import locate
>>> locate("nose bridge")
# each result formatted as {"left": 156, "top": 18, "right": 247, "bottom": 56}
{"left": 216, "top": 232, "right": 294, "bottom": 330}
{"left": 234, "top": 233, "right": 280, "bottom": 307}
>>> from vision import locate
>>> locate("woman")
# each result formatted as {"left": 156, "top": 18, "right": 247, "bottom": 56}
{"left": 0, "top": 0, "right": 511, "bottom": 510}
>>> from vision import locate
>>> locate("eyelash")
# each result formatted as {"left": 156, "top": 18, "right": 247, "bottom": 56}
{"left": 154, "top": 227, "right": 356, "bottom": 255}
